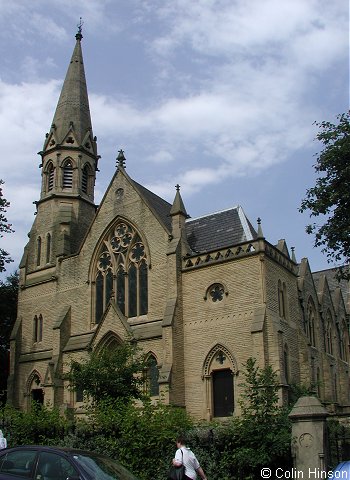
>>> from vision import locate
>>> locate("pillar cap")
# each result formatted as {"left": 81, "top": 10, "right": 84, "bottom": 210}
{"left": 288, "top": 396, "right": 328, "bottom": 420}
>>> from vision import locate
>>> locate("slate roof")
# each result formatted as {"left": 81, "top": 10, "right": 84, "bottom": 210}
{"left": 312, "top": 268, "right": 350, "bottom": 302}
{"left": 185, "top": 206, "right": 258, "bottom": 254}
{"left": 132, "top": 180, "right": 172, "bottom": 232}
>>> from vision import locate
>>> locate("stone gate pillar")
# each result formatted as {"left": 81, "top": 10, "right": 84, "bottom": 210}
{"left": 289, "top": 396, "right": 328, "bottom": 477}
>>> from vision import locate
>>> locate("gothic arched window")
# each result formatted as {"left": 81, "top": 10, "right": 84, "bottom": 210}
{"left": 62, "top": 159, "right": 73, "bottom": 188}
{"left": 94, "top": 221, "right": 148, "bottom": 323}
{"left": 47, "top": 163, "right": 55, "bottom": 191}
{"left": 145, "top": 354, "right": 159, "bottom": 396}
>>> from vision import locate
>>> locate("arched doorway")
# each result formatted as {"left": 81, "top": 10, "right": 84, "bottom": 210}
{"left": 203, "top": 345, "right": 237, "bottom": 418}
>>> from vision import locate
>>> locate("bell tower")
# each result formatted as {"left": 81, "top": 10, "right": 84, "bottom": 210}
{"left": 21, "top": 25, "right": 99, "bottom": 274}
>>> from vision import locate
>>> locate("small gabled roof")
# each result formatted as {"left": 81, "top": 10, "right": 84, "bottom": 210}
{"left": 185, "top": 205, "right": 257, "bottom": 253}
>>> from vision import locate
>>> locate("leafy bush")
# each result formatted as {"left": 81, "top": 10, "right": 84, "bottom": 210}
{"left": 0, "top": 358, "right": 293, "bottom": 479}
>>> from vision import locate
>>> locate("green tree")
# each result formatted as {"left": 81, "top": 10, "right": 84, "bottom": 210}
{"left": 231, "top": 358, "right": 292, "bottom": 478}
{"left": 65, "top": 342, "right": 146, "bottom": 404}
{"left": 0, "top": 271, "right": 18, "bottom": 405}
{"left": 0, "top": 180, "right": 14, "bottom": 273}
{"left": 300, "top": 111, "right": 350, "bottom": 279}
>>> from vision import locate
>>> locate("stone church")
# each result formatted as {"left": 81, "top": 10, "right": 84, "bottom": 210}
{"left": 8, "top": 30, "right": 350, "bottom": 420}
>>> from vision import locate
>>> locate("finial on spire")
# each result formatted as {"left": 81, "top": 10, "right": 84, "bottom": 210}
{"left": 175, "top": 184, "right": 180, "bottom": 192}
{"left": 257, "top": 217, "right": 264, "bottom": 238}
{"left": 76, "top": 17, "right": 83, "bottom": 40}
{"left": 116, "top": 149, "right": 126, "bottom": 170}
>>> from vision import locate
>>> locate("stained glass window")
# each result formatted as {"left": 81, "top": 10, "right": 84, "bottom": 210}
{"left": 94, "top": 221, "right": 148, "bottom": 323}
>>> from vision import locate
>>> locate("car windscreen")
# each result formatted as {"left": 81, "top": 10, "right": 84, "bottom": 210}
{"left": 71, "top": 453, "right": 138, "bottom": 480}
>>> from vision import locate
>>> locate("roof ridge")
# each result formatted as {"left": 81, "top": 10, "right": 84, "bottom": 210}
{"left": 186, "top": 205, "right": 240, "bottom": 223}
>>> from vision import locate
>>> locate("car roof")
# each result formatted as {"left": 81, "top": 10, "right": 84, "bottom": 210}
{"left": 2, "top": 446, "right": 112, "bottom": 458}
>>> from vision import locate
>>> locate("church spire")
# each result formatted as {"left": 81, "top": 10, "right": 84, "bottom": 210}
{"left": 45, "top": 22, "right": 96, "bottom": 154}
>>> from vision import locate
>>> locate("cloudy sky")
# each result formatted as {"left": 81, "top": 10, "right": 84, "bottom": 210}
{"left": 0, "top": 0, "right": 348, "bottom": 278}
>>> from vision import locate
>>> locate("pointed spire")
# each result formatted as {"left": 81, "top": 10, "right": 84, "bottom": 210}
{"left": 50, "top": 24, "right": 94, "bottom": 148}
{"left": 257, "top": 217, "right": 264, "bottom": 238}
{"left": 170, "top": 184, "right": 189, "bottom": 217}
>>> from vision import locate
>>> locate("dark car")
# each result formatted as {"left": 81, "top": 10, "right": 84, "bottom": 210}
{"left": 0, "top": 446, "right": 140, "bottom": 480}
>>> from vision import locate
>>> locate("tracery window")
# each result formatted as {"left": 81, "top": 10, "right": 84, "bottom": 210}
{"left": 205, "top": 283, "right": 227, "bottom": 302}
{"left": 305, "top": 298, "right": 316, "bottom": 347}
{"left": 94, "top": 221, "right": 148, "bottom": 323}
{"left": 62, "top": 159, "right": 73, "bottom": 188}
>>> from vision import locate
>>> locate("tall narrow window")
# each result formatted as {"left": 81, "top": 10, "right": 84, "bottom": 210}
{"left": 82, "top": 164, "right": 90, "bottom": 194}
{"left": 306, "top": 298, "right": 316, "bottom": 347}
{"left": 33, "top": 315, "right": 38, "bottom": 342}
{"left": 278, "top": 280, "right": 287, "bottom": 319}
{"left": 145, "top": 355, "right": 159, "bottom": 396}
{"left": 36, "top": 237, "right": 42, "bottom": 266}
{"left": 94, "top": 222, "right": 148, "bottom": 323}
{"left": 63, "top": 159, "right": 73, "bottom": 188}
{"left": 47, "top": 163, "right": 55, "bottom": 191}
{"left": 325, "top": 311, "right": 333, "bottom": 355}
{"left": 283, "top": 344, "right": 289, "bottom": 384}
{"left": 33, "top": 315, "right": 43, "bottom": 343}
{"left": 46, "top": 233, "right": 51, "bottom": 263}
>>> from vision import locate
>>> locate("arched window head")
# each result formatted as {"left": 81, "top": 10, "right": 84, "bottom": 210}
{"left": 47, "top": 163, "right": 55, "bottom": 191}
{"left": 63, "top": 159, "right": 73, "bottom": 188}
{"left": 145, "top": 354, "right": 159, "bottom": 396}
{"left": 94, "top": 221, "right": 148, "bottom": 323}
{"left": 82, "top": 164, "right": 91, "bottom": 194}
